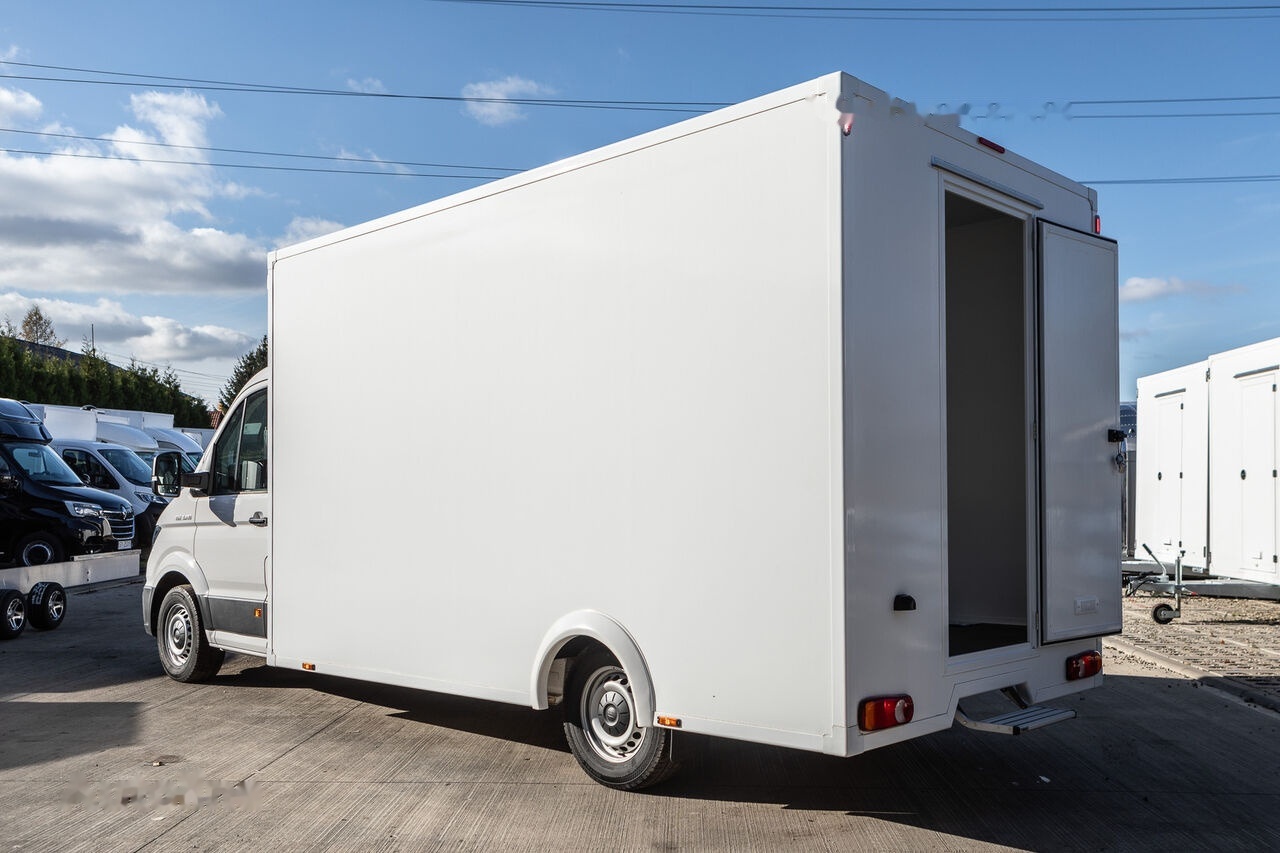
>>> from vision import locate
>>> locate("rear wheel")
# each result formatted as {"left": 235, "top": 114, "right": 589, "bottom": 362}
{"left": 156, "top": 585, "right": 224, "bottom": 682}
{"left": 563, "top": 649, "right": 676, "bottom": 790}
{"left": 0, "top": 589, "right": 27, "bottom": 640}
{"left": 27, "top": 582, "right": 67, "bottom": 630}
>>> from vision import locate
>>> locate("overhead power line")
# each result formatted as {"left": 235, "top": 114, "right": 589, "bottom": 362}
{"left": 0, "top": 145, "right": 502, "bottom": 180}
{"left": 0, "top": 60, "right": 723, "bottom": 113}
{"left": 5, "top": 136, "right": 1277, "bottom": 189}
{"left": 0, "top": 127, "right": 525, "bottom": 174}
{"left": 431, "top": 0, "right": 1280, "bottom": 20}
{"left": 1083, "top": 174, "right": 1280, "bottom": 185}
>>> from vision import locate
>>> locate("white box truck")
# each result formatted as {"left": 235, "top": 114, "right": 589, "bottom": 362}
{"left": 143, "top": 72, "right": 1122, "bottom": 789}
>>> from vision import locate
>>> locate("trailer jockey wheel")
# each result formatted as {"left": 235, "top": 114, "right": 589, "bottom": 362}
{"left": 562, "top": 649, "right": 676, "bottom": 790}
{"left": 27, "top": 582, "right": 67, "bottom": 631}
{"left": 0, "top": 589, "right": 27, "bottom": 640}
{"left": 1152, "top": 603, "right": 1176, "bottom": 625}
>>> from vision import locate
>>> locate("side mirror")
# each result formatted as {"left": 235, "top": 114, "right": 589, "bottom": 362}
{"left": 180, "top": 471, "right": 211, "bottom": 496}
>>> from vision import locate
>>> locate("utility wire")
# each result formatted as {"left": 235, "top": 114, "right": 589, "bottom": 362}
{"left": 0, "top": 127, "right": 525, "bottom": 174}
{"left": 0, "top": 146, "right": 500, "bottom": 180}
{"left": 0, "top": 61, "right": 723, "bottom": 113}
{"left": 7, "top": 139, "right": 1278, "bottom": 188}
{"left": 431, "top": 0, "right": 1280, "bottom": 20}
{"left": 7, "top": 59, "right": 1280, "bottom": 121}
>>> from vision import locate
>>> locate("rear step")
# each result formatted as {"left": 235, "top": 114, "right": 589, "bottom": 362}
{"left": 954, "top": 704, "right": 1076, "bottom": 735}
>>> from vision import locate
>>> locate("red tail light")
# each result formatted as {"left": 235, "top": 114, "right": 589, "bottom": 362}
{"left": 858, "top": 695, "right": 914, "bottom": 731}
{"left": 1066, "top": 650, "right": 1103, "bottom": 681}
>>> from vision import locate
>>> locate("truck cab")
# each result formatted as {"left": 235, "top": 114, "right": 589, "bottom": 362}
{"left": 51, "top": 438, "right": 172, "bottom": 557}
{"left": 0, "top": 399, "right": 136, "bottom": 566}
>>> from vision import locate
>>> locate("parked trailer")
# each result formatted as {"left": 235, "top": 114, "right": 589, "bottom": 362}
{"left": 1, "top": 551, "right": 139, "bottom": 638}
{"left": 1135, "top": 361, "right": 1209, "bottom": 572}
{"left": 144, "top": 72, "right": 1122, "bottom": 789}
{"left": 1134, "top": 337, "right": 1280, "bottom": 592}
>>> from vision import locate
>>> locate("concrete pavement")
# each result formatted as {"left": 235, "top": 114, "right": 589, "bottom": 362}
{"left": 2, "top": 578, "right": 1279, "bottom": 851}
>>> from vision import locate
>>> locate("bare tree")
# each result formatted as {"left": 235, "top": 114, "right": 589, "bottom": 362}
{"left": 18, "top": 306, "right": 66, "bottom": 348}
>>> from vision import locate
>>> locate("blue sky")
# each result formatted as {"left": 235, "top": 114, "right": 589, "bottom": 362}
{"left": 1, "top": 1, "right": 1276, "bottom": 405}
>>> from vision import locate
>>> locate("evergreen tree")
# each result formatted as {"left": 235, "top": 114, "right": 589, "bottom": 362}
{"left": 219, "top": 336, "right": 268, "bottom": 411}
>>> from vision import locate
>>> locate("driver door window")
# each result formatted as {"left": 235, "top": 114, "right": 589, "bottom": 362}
{"left": 212, "top": 390, "right": 268, "bottom": 495}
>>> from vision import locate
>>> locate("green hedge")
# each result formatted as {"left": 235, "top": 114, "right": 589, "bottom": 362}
{"left": 0, "top": 337, "right": 210, "bottom": 428}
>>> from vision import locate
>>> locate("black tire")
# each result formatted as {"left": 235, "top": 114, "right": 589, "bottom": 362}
{"left": 27, "top": 581, "right": 67, "bottom": 631}
{"left": 1152, "top": 603, "right": 1176, "bottom": 625}
{"left": 156, "top": 585, "right": 224, "bottom": 682}
{"left": 562, "top": 649, "right": 676, "bottom": 790}
{"left": 16, "top": 533, "right": 64, "bottom": 567}
{"left": 0, "top": 589, "right": 27, "bottom": 640}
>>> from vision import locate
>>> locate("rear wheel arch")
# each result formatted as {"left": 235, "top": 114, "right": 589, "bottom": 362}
{"left": 530, "top": 611, "right": 656, "bottom": 726}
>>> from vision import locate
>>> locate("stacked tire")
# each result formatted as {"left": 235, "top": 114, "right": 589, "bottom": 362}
{"left": 0, "top": 581, "right": 66, "bottom": 640}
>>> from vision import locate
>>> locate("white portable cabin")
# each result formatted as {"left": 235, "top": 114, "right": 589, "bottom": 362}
{"left": 1207, "top": 339, "right": 1280, "bottom": 585}
{"left": 220, "top": 72, "right": 1122, "bottom": 767}
{"left": 1135, "top": 362, "right": 1209, "bottom": 569}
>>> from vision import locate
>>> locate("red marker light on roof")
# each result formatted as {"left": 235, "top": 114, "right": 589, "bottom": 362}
{"left": 977, "top": 136, "right": 1006, "bottom": 154}
{"left": 1094, "top": 215, "right": 1102, "bottom": 235}
{"left": 858, "top": 695, "right": 914, "bottom": 731}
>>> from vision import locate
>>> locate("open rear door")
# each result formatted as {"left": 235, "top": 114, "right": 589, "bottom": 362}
{"left": 1038, "top": 221, "right": 1123, "bottom": 643}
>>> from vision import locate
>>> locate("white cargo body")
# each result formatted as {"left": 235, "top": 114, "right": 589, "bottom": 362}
{"left": 145, "top": 72, "right": 1121, "bottom": 787}
{"left": 1135, "top": 361, "right": 1209, "bottom": 569}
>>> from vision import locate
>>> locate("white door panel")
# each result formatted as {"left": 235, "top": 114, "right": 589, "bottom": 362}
{"left": 1039, "top": 222, "right": 1122, "bottom": 643}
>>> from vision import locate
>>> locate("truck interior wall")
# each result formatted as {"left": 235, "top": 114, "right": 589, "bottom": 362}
{"left": 943, "top": 192, "right": 1028, "bottom": 653}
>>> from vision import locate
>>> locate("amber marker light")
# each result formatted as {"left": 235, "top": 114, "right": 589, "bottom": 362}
{"left": 656, "top": 716, "right": 682, "bottom": 728}
{"left": 302, "top": 663, "right": 316, "bottom": 671}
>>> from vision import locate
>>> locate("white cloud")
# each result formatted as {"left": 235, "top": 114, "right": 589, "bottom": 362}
{"left": 1119, "top": 276, "right": 1245, "bottom": 303}
{"left": 461, "top": 76, "right": 553, "bottom": 127}
{"left": 281, "top": 216, "right": 345, "bottom": 246}
{"left": 347, "top": 77, "right": 386, "bottom": 94}
{"left": 0, "top": 86, "right": 41, "bottom": 123}
{"left": 0, "top": 292, "right": 254, "bottom": 362}
{"left": 0, "top": 88, "right": 264, "bottom": 295}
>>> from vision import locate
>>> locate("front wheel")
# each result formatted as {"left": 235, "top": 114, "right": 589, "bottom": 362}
{"left": 156, "top": 585, "right": 224, "bottom": 682}
{"left": 563, "top": 650, "right": 676, "bottom": 790}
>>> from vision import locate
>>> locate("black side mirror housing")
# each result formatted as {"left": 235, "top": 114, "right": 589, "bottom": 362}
{"left": 180, "top": 471, "right": 211, "bottom": 495}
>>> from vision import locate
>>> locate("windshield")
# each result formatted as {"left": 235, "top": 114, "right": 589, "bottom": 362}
{"left": 100, "top": 447, "right": 153, "bottom": 487}
{"left": 6, "top": 442, "right": 84, "bottom": 486}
